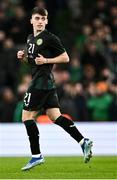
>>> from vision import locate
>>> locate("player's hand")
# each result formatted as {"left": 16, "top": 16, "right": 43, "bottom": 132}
{"left": 35, "top": 54, "right": 47, "bottom": 65}
{"left": 17, "top": 50, "right": 25, "bottom": 60}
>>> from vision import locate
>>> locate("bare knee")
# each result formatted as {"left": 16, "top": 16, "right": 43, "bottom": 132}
{"left": 22, "top": 110, "right": 37, "bottom": 122}
{"left": 46, "top": 108, "right": 61, "bottom": 122}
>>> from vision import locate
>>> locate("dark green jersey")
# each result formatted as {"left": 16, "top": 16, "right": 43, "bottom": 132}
{"left": 27, "top": 29, "right": 66, "bottom": 90}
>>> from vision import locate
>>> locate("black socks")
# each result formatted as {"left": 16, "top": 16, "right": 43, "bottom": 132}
{"left": 24, "top": 117, "right": 83, "bottom": 155}
{"left": 55, "top": 116, "right": 84, "bottom": 143}
{"left": 24, "top": 120, "right": 41, "bottom": 155}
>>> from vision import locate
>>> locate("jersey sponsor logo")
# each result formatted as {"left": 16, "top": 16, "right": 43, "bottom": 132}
{"left": 37, "top": 38, "right": 43, "bottom": 46}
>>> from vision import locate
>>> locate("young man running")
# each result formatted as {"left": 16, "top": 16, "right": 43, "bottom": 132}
{"left": 17, "top": 7, "right": 93, "bottom": 171}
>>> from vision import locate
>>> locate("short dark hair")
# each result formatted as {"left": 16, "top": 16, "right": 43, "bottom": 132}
{"left": 31, "top": 7, "right": 48, "bottom": 16}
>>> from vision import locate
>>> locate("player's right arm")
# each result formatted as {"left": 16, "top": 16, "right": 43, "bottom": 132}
{"left": 17, "top": 50, "right": 28, "bottom": 63}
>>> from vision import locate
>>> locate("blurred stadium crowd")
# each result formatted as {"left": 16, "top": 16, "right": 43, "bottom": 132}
{"left": 0, "top": 0, "right": 117, "bottom": 122}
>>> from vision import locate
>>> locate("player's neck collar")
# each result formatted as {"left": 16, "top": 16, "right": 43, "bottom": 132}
{"left": 34, "top": 29, "right": 47, "bottom": 37}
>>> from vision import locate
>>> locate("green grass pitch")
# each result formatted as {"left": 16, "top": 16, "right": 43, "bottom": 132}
{"left": 0, "top": 156, "right": 117, "bottom": 179}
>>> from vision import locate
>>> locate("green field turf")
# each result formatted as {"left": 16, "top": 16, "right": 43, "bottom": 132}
{"left": 0, "top": 156, "right": 117, "bottom": 179}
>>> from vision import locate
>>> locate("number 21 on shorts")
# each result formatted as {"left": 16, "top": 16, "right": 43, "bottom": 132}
{"left": 24, "top": 92, "right": 31, "bottom": 107}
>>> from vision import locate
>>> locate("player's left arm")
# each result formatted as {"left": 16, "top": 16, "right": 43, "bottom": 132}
{"left": 35, "top": 52, "right": 69, "bottom": 65}
{"left": 35, "top": 34, "right": 69, "bottom": 65}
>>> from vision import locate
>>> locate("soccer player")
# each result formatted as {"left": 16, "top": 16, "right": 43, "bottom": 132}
{"left": 17, "top": 7, "right": 93, "bottom": 171}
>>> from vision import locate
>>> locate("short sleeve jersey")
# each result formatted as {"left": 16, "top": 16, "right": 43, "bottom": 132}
{"left": 27, "top": 29, "right": 66, "bottom": 90}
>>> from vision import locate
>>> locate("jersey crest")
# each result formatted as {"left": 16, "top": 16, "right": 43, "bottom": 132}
{"left": 37, "top": 38, "right": 43, "bottom": 46}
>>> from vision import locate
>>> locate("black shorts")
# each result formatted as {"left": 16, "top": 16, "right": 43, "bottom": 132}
{"left": 23, "top": 88, "right": 60, "bottom": 111}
